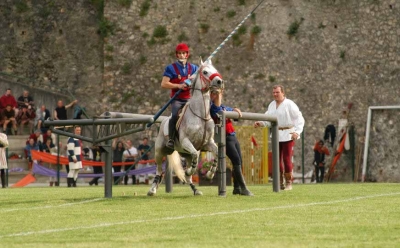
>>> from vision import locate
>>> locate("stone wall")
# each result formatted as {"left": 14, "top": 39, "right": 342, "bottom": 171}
{"left": 0, "top": 0, "right": 399, "bottom": 181}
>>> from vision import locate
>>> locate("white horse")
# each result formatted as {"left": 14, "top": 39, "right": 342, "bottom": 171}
{"left": 147, "top": 59, "right": 224, "bottom": 196}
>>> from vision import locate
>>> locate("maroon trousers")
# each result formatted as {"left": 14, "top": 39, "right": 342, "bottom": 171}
{"left": 279, "top": 140, "right": 294, "bottom": 173}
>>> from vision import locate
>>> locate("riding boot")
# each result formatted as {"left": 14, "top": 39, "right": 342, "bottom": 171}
{"left": 232, "top": 169, "right": 241, "bottom": 195}
{"left": 1, "top": 170, "right": 6, "bottom": 188}
{"left": 67, "top": 177, "right": 73, "bottom": 187}
{"left": 124, "top": 175, "right": 128, "bottom": 185}
{"left": 233, "top": 165, "right": 254, "bottom": 196}
{"left": 166, "top": 119, "right": 176, "bottom": 149}
{"left": 73, "top": 179, "right": 77, "bottom": 187}
{"left": 284, "top": 172, "right": 293, "bottom": 190}
{"left": 280, "top": 172, "right": 285, "bottom": 190}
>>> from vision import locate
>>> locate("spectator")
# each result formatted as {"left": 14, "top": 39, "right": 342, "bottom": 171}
{"left": 41, "top": 138, "right": 58, "bottom": 186}
{"left": 39, "top": 129, "right": 56, "bottom": 146}
{"left": 137, "top": 137, "right": 151, "bottom": 184}
{"left": 137, "top": 137, "right": 151, "bottom": 161}
{"left": 112, "top": 138, "right": 125, "bottom": 184}
{"left": 313, "top": 140, "right": 330, "bottom": 183}
{"left": 17, "top": 90, "right": 35, "bottom": 110}
{"left": 35, "top": 105, "right": 51, "bottom": 131}
{"left": 54, "top": 99, "right": 78, "bottom": 120}
{"left": 0, "top": 89, "right": 18, "bottom": 117}
{"left": 27, "top": 129, "right": 42, "bottom": 145}
{"left": 254, "top": 85, "right": 305, "bottom": 191}
{"left": 88, "top": 145, "right": 104, "bottom": 186}
{"left": 25, "top": 138, "right": 39, "bottom": 170}
{"left": 2, "top": 105, "right": 17, "bottom": 135}
{"left": 0, "top": 133, "right": 9, "bottom": 188}
{"left": 16, "top": 105, "right": 34, "bottom": 134}
{"left": 66, "top": 126, "right": 83, "bottom": 187}
{"left": 123, "top": 140, "right": 138, "bottom": 185}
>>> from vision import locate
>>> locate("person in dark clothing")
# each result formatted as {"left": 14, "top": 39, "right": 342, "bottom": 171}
{"left": 313, "top": 140, "right": 330, "bottom": 183}
{"left": 112, "top": 139, "right": 125, "bottom": 184}
{"left": 88, "top": 145, "right": 104, "bottom": 186}
{"left": 324, "top": 124, "right": 336, "bottom": 147}
{"left": 210, "top": 90, "right": 253, "bottom": 196}
{"left": 54, "top": 99, "right": 78, "bottom": 120}
{"left": 137, "top": 137, "right": 151, "bottom": 161}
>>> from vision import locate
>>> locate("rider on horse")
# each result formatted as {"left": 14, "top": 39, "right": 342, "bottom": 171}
{"left": 161, "top": 43, "right": 198, "bottom": 149}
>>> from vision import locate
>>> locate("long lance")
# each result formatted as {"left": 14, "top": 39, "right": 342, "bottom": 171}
{"left": 147, "top": 0, "right": 266, "bottom": 127}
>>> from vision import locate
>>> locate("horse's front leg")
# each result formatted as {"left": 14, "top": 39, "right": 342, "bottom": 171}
{"left": 180, "top": 138, "right": 199, "bottom": 176}
{"left": 204, "top": 140, "right": 219, "bottom": 180}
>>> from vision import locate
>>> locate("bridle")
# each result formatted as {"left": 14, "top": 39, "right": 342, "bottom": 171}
{"left": 191, "top": 65, "right": 223, "bottom": 93}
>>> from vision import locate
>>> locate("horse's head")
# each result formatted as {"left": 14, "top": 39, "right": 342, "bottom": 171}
{"left": 193, "top": 59, "right": 224, "bottom": 93}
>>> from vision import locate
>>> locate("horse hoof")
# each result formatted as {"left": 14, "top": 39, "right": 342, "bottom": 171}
{"left": 194, "top": 190, "right": 203, "bottom": 196}
{"left": 147, "top": 191, "right": 156, "bottom": 196}
{"left": 206, "top": 171, "right": 215, "bottom": 179}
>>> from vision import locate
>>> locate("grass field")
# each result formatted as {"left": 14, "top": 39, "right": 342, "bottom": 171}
{"left": 1, "top": 183, "right": 399, "bottom": 248}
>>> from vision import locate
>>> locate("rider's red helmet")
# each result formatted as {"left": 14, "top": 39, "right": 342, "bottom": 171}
{"left": 176, "top": 43, "right": 190, "bottom": 58}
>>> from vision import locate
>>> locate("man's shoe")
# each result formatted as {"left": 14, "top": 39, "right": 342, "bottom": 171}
{"left": 166, "top": 139, "right": 174, "bottom": 149}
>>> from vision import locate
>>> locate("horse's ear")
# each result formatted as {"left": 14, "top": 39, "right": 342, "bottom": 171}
{"left": 200, "top": 57, "right": 203, "bottom": 65}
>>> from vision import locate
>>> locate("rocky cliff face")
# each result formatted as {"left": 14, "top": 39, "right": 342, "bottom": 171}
{"left": 1, "top": 0, "right": 399, "bottom": 182}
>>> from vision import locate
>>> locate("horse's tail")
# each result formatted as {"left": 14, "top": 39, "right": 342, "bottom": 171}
{"left": 167, "top": 151, "right": 186, "bottom": 183}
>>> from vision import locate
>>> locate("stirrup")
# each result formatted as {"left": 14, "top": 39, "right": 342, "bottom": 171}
{"left": 166, "top": 139, "right": 174, "bottom": 149}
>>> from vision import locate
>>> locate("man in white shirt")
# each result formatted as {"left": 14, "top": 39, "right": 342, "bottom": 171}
{"left": 254, "top": 85, "right": 305, "bottom": 190}
{"left": 123, "top": 140, "right": 138, "bottom": 185}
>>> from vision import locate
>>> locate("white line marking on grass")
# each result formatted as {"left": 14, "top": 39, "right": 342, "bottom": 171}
{"left": 0, "top": 198, "right": 102, "bottom": 213}
{"left": 1, "top": 192, "right": 399, "bottom": 238}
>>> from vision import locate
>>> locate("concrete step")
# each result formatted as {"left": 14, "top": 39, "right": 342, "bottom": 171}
{"left": 8, "top": 158, "right": 29, "bottom": 170}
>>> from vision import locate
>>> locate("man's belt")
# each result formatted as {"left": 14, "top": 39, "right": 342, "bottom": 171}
{"left": 278, "top": 126, "right": 294, "bottom": 130}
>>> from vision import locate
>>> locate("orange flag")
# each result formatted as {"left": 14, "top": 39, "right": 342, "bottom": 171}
{"left": 11, "top": 174, "right": 36, "bottom": 188}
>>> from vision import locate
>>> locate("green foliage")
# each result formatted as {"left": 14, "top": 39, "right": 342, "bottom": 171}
{"left": 340, "top": 50, "right": 346, "bottom": 59}
{"left": 251, "top": 25, "right": 261, "bottom": 35}
{"left": 287, "top": 18, "right": 304, "bottom": 38}
{"left": 213, "top": 7, "right": 220, "bottom": 12}
{"left": 250, "top": 13, "right": 256, "bottom": 22}
{"left": 254, "top": 73, "right": 265, "bottom": 79}
{"left": 199, "top": 23, "right": 210, "bottom": 33}
{"left": 232, "top": 33, "right": 241, "bottom": 46}
{"left": 121, "top": 62, "right": 132, "bottom": 74}
{"left": 118, "top": 0, "right": 132, "bottom": 8}
{"left": 105, "top": 45, "right": 114, "bottom": 52}
{"left": 104, "top": 54, "right": 113, "bottom": 61}
{"left": 269, "top": 75, "right": 276, "bottom": 83}
{"left": 152, "top": 25, "right": 168, "bottom": 38}
{"left": 90, "top": 0, "right": 104, "bottom": 17}
{"left": 142, "top": 32, "right": 149, "bottom": 38}
{"left": 38, "top": 7, "right": 51, "bottom": 19}
{"left": 227, "top": 10, "right": 236, "bottom": 18}
{"left": 139, "top": 55, "right": 147, "bottom": 65}
{"left": 147, "top": 37, "right": 156, "bottom": 46}
{"left": 238, "top": 0, "right": 246, "bottom": 5}
{"left": 15, "top": 0, "right": 29, "bottom": 13}
{"left": 98, "top": 17, "right": 115, "bottom": 38}
{"left": 140, "top": 0, "right": 151, "bottom": 17}
{"left": 237, "top": 25, "right": 247, "bottom": 35}
{"left": 177, "top": 32, "right": 189, "bottom": 42}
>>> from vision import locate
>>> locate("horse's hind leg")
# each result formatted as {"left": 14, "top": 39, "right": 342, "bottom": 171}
{"left": 147, "top": 148, "right": 165, "bottom": 196}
